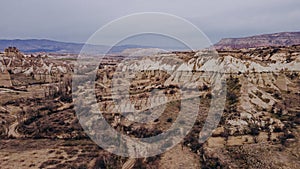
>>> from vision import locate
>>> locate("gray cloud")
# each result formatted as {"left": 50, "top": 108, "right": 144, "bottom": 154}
{"left": 0, "top": 0, "right": 299, "bottom": 43}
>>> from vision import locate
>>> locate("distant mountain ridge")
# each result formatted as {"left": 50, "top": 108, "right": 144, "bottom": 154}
{"left": 0, "top": 39, "right": 184, "bottom": 54}
{"left": 214, "top": 31, "right": 300, "bottom": 50}
{"left": 2, "top": 31, "right": 300, "bottom": 54}
{"left": 0, "top": 39, "right": 164, "bottom": 54}
{"left": 0, "top": 39, "right": 88, "bottom": 54}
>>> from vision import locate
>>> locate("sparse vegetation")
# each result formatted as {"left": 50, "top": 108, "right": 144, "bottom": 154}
{"left": 0, "top": 45, "right": 300, "bottom": 168}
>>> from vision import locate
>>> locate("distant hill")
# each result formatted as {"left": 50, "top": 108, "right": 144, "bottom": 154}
{"left": 214, "top": 32, "right": 300, "bottom": 50}
{"left": 5, "top": 32, "right": 299, "bottom": 54}
{"left": 0, "top": 39, "right": 90, "bottom": 54}
{"left": 0, "top": 39, "right": 184, "bottom": 54}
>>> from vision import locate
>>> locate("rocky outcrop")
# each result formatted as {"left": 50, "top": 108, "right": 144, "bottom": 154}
{"left": 0, "top": 48, "right": 13, "bottom": 87}
{"left": 0, "top": 47, "right": 72, "bottom": 86}
{"left": 0, "top": 62, "right": 12, "bottom": 87}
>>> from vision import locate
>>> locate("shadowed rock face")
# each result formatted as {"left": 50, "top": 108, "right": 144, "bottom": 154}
{"left": 214, "top": 32, "right": 300, "bottom": 50}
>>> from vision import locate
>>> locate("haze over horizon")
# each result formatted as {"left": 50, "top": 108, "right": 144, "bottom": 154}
{"left": 0, "top": 0, "right": 299, "bottom": 44}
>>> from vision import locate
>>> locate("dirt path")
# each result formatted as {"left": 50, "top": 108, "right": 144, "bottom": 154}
{"left": 4, "top": 98, "right": 71, "bottom": 138}
{"left": 3, "top": 106, "right": 25, "bottom": 138}
{"left": 8, "top": 120, "right": 21, "bottom": 138}
{"left": 122, "top": 158, "right": 136, "bottom": 169}
{"left": 55, "top": 97, "right": 73, "bottom": 111}
{"left": 159, "top": 144, "right": 201, "bottom": 169}
{"left": 57, "top": 101, "right": 73, "bottom": 111}
{"left": 0, "top": 87, "right": 26, "bottom": 93}
{"left": 7, "top": 114, "right": 22, "bottom": 138}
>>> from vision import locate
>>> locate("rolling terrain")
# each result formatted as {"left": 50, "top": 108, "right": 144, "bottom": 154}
{"left": 0, "top": 35, "right": 299, "bottom": 168}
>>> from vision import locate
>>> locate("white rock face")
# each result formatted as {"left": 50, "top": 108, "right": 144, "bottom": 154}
{"left": 196, "top": 54, "right": 300, "bottom": 73}
{"left": 121, "top": 48, "right": 300, "bottom": 136}
{"left": 24, "top": 66, "right": 34, "bottom": 76}
{"left": 228, "top": 119, "right": 248, "bottom": 126}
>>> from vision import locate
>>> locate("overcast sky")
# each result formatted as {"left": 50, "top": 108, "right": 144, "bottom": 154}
{"left": 0, "top": 0, "right": 299, "bottom": 44}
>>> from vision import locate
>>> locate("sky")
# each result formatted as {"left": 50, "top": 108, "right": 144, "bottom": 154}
{"left": 0, "top": 0, "right": 299, "bottom": 44}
